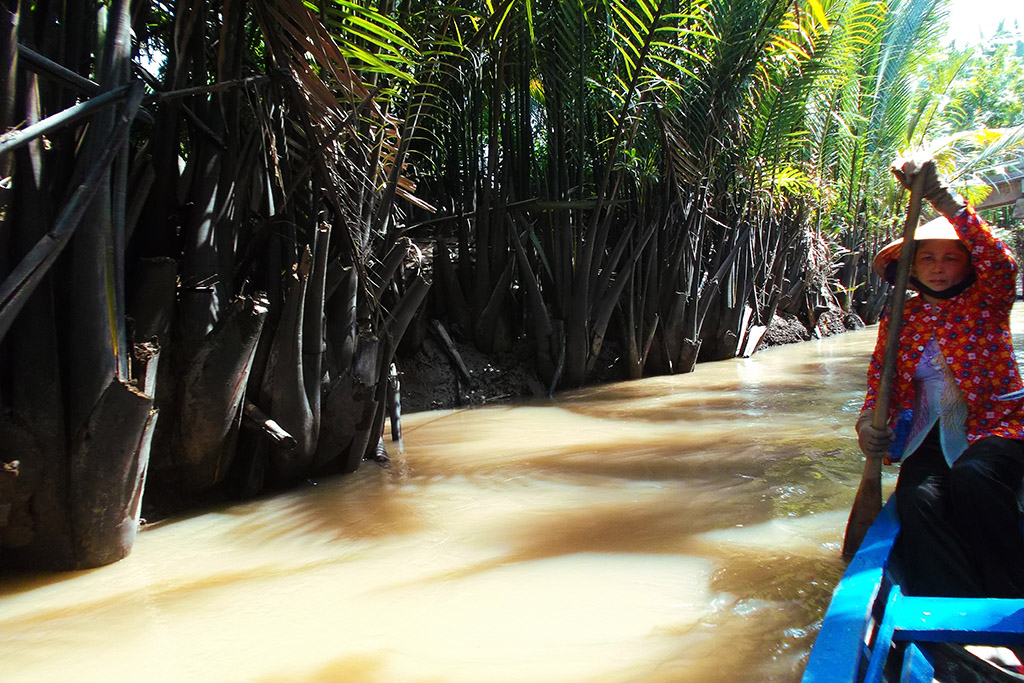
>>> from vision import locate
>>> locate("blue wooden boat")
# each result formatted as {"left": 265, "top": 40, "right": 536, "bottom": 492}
{"left": 803, "top": 498, "right": 1024, "bottom": 682}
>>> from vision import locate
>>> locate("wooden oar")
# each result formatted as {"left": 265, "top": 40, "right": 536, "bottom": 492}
{"left": 841, "top": 170, "right": 927, "bottom": 560}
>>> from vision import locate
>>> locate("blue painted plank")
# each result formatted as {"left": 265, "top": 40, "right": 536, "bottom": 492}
{"left": 864, "top": 586, "right": 902, "bottom": 683}
{"left": 890, "top": 595, "right": 1024, "bottom": 645}
{"left": 802, "top": 499, "right": 901, "bottom": 683}
{"left": 899, "top": 642, "right": 934, "bottom": 683}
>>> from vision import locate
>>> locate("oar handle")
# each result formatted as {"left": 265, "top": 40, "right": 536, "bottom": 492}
{"left": 872, "top": 171, "right": 927, "bottom": 432}
{"left": 842, "top": 170, "right": 927, "bottom": 560}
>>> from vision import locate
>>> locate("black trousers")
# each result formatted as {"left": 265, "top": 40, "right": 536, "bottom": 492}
{"left": 895, "top": 426, "right": 1024, "bottom": 597}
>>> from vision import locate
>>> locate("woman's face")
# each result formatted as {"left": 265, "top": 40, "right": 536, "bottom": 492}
{"left": 912, "top": 239, "right": 972, "bottom": 298}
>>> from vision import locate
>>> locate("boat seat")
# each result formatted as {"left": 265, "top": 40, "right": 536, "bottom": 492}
{"left": 863, "top": 585, "right": 1024, "bottom": 682}
{"left": 887, "top": 594, "right": 1024, "bottom": 645}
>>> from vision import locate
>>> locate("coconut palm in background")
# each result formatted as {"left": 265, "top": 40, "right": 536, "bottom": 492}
{"left": 1, "top": 0, "right": 1020, "bottom": 570}
{"left": 825, "top": 0, "right": 1024, "bottom": 322}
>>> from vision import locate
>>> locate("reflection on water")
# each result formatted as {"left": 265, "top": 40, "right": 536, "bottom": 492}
{"left": 3, "top": 306, "right": 1022, "bottom": 682}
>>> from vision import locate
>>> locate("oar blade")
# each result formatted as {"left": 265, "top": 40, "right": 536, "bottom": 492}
{"left": 842, "top": 473, "right": 883, "bottom": 559}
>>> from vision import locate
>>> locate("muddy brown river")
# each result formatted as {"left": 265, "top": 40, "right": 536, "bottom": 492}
{"left": 4, "top": 307, "right": 1022, "bottom": 682}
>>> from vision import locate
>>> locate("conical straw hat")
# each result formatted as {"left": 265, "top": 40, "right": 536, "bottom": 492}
{"left": 871, "top": 215, "right": 963, "bottom": 283}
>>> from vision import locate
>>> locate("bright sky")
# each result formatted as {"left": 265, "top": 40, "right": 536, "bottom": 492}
{"left": 945, "top": 0, "right": 1024, "bottom": 46}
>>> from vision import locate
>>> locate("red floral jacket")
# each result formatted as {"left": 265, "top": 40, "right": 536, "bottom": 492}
{"left": 862, "top": 206, "right": 1024, "bottom": 444}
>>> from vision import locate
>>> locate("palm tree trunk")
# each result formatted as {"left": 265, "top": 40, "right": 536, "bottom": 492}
{"left": 67, "top": 0, "right": 132, "bottom": 434}
{"left": 264, "top": 253, "right": 316, "bottom": 484}
{"left": 175, "top": 296, "right": 268, "bottom": 489}
{"left": 303, "top": 224, "right": 331, "bottom": 448}
{"left": 69, "top": 376, "right": 155, "bottom": 568}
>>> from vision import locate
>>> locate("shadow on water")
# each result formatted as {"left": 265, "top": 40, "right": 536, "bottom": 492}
{"left": 376, "top": 478, "right": 771, "bottom": 588}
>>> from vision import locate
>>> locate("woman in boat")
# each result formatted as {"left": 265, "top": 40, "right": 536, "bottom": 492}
{"left": 856, "top": 157, "right": 1024, "bottom": 599}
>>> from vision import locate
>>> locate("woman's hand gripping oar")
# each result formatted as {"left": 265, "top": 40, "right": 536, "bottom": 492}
{"left": 841, "top": 166, "right": 926, "bottom": 560}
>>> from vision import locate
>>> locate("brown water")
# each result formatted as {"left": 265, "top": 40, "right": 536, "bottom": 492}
{"left": 4, "top": 310, "right": 1020, "bottom": 682}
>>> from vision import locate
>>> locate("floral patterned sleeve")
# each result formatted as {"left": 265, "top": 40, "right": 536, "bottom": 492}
{"left": 954, "top": 206, "right": 1018, "bottom": 309}
{"left": 861, "top": 309, "right": 888, "bottom": 413}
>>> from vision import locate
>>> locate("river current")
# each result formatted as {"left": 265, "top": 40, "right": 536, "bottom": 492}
{"left": 4, "top": 307, "right": 1022, "bottom": 682}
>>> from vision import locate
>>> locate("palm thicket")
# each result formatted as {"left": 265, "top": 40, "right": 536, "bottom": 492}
{"left": 1, "top": 0, "right": 426, "bottom": 570}
{"left": 1, "top": 0, "right": 994, "bottom": 570}
{"left": 405, "top": 0, "right": 945, "bottom": 384}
